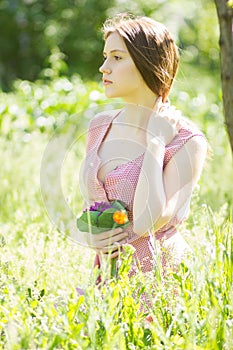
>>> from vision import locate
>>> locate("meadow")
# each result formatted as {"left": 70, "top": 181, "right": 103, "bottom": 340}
{"left": 0, "top": 62, "right": 233, "bottom": 348}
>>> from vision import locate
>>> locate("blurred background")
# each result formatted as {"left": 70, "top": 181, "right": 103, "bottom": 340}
{"left": 0, "top": 0, "right": 232, "bottom": 222}
{"left": 0, "top": 0, "right": 219, "bottom": 90}
{"left": 0, "top": 4, "right": 233, "bottom": 344}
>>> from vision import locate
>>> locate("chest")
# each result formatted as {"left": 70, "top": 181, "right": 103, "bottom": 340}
{"left": 97, "top": 125, "right": 146, "bottom": 183}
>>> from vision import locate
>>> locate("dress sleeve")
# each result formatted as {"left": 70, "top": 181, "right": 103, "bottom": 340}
{"left": 85, "top": 113, "right": 112, "bottom": 153}
{"left": 163, "top": 127, "right": 207, "bottom": 169}
{"left": 85, "top": 116, "right": 100, "bottom": 153}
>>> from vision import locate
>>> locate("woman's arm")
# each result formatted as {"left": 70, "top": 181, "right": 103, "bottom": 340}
{"left": 133, "top": 134, "right": 207, "bottom": 235}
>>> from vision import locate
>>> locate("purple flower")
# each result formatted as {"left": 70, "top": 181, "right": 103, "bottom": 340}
{"left": 88, "top": 201, "right": 113, "bottom": 212}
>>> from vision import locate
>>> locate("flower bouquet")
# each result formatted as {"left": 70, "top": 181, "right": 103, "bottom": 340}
{"left": 77, "top": 200, "right": 130, "bottom": 276}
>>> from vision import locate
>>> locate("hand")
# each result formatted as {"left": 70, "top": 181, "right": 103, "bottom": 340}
{"left": 85, "top": 227, "right": 128, "bottom": 259}
{"left": 147, "top": 96, "right": 181, "bottom": 146}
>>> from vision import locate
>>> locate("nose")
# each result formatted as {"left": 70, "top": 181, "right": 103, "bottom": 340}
{"left": 99, "top": 61, "right": 111, "bottom": 74}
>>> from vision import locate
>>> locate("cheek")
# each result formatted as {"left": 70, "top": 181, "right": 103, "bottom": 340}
{"left": 126, "top": 61, "right": 138, "bottom": 74}
{"left": 125, "top": 60, "right": 143, "bottom": 79}
{"left": 120, "top": 62, "right": 141, "bottom": 82}
{"left": 127, "top": 66, "right": 143, "bottom": 87}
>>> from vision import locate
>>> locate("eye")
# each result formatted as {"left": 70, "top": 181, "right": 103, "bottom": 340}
{"left": 102, "top": 56, "right": 107, "bottom": 62}
{"left": 114, "top": 55, "right": 122, "bottom": 61}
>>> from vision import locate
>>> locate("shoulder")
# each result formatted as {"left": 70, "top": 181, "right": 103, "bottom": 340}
{"left": 165, "top": 104, "right": 207, "bottom": 147}
{"left": 179, "top": 134, "right": 208, "bottom": 173}
{"left": 184, "top": 134, "right": 208, "bottom": 166}
{"left": 163, "top": 133, "right": 207, "bottom": 186}
{"left": 176, "top": 113, "right": 208, "bottom": 153}
{"left": 164, "top": 115, "right": 208, "bottom": 168}
{"left": 86, "top": 109, "right": 121, "bottom": 151}
{"left": 179, "top": 116, "right": 208, "bottom": 155}
{"left": 175, "top": 112, "right": 208, "bottom": 160}
{"left": 171, "top": 134, "right": 208, "bottom": 181}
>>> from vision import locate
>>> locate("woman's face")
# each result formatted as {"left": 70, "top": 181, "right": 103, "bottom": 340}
{"left": 99, "top": 32, "right": 150, "bottom": 103}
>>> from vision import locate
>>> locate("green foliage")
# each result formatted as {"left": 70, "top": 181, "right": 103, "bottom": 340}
{"left": 107, "top": 0, "right": 220, "bottom": 70}
{"left": 98, "top": 208, "right": 118, "bottom": 229}
{"left": 77, "top": 200, "right": 129, "bottom": 234}
{"left": 0, "top": 117, "right": 232, "bottom": 347}
{"left": 0, "top": 74, "right": 108, "bottom": 136}
{"left": 1, "top": 54, "right": 231, "bottom": 210}
{"left": 0, "top": 0, "right": 114, "bottom": 90}
{"left": 0, "top": 185, "right": 233, "bottom": 348}
{"left": 0, "top": 0, "right": 219, "bottom": 90}
{"left": 0, "top": 2, "right": 232, "bottom": 343}
{"left": 77, "top": 211, "right": 100, "bottom": 234}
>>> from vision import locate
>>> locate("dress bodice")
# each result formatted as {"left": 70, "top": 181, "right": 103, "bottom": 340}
{"left": 82, "top": 110, "right": 206, "bottom": 243}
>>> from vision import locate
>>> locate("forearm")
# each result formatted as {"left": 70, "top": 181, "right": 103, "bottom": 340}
{"left": 133, "top": 138, "right": 167, "bottom": 235}
{"left": 133, "top": 134, "right": 207, "bottom": 235}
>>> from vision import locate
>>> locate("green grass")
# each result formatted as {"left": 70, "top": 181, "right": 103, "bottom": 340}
{"left": 0, "top": 75, "right": 233, "bottom": 348}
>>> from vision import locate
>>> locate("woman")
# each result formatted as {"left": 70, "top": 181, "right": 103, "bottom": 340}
{"left": 80, "top": 14, "right": 207, "bottom": 284}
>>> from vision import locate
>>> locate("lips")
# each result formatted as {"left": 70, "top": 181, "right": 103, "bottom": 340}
{"left": 103, "top": 78, "right": 112, "bottom": 85}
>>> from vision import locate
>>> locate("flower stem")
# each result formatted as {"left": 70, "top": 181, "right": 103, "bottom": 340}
{"left": 111, "top": 257, "right": 117, "bottom": 278}
{"left": 87, "top": 209, "right": 92, "bottom": 234}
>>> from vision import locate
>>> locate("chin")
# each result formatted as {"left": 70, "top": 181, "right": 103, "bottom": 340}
{"left": 105, "top": 91, "right": 119, "bottom": 99}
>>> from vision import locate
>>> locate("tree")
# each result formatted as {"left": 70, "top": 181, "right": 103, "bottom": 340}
{"left": 214, "top": 0, "right": 233, "bottom": 157}
{"left": 0, "top": 0, "right": 114, "bottom": 90}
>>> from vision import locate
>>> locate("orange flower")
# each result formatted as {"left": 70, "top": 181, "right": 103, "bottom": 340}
{"left": 113, "top": 211, "right": 129, "bottom": 225}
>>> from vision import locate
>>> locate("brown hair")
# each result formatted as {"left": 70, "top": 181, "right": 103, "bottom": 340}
{"left": 102, "top": 14, "right": 179, "bottom": 101}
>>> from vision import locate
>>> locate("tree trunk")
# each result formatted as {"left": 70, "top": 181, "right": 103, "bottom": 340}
{"left": 214, "top": 0, "right": 233, "bottom": 157}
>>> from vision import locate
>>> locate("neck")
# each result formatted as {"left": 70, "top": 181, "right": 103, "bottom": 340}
{"left": 123, "top": 85, "right": 158, "bottom": 109}
{"left": 116, "top": 102, "right": 154, "bottom": 128}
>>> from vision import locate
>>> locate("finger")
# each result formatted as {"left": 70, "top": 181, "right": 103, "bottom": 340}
{"left": 152, "top": 96, "right": 163, "bottom": 113}
{"left": 91, "top": 231, "right": 128, "bottom": 245}
{"left": 109, "top": 250, "right": 119, "bottom": 259}
{"left": 100, "top": 237, "right": 127, "bottom": 251}
{"left": 93, "top": 227, "right": 123, "bottom": 241}
{"left": 99, "top": 237, "right": 127, "bottom": 250}
{"left": 171, "top": 118, "right": 181, "bottom": 133}
{"left": 91, "top": 239, "right": 123, "bottom": 251}
{"left": 103, "top": 245, "right": 122, "bottom": 258}
{"left": 105, "top": 232, "right": 128, "bottom": 243}
{"left": 162, "top": 114, "right": 179, "bottom": 126}
{"left": 98, "top": 244, "right": 120, "bottom": 254}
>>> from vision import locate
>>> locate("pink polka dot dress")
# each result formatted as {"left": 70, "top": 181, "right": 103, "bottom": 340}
{"left": 82, "top": 110, "right": 206, "bottom": 276}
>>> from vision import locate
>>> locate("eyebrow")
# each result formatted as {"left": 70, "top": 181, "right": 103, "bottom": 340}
{"left": 103, "top": 49, "right": 127, "bottom": 55}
